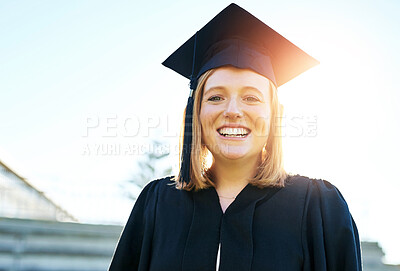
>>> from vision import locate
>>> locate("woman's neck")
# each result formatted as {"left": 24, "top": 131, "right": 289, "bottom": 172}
{"left": 211, "top": 156, "right": 260, "bottom": 195}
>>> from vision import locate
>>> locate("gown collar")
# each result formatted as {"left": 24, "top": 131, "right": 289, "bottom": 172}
{"left": 182, "top": 183, "right": 282, "bottom": 271}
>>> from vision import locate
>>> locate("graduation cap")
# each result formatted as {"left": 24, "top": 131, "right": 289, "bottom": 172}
{"left": 162, "top": 3, "right": 319, "bottom": 186}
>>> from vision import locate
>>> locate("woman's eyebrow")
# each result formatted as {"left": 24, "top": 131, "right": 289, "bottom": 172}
{"left": 241, "top": 86, "right": 264, "bottom": 96}
{"left": 204, "top": 85, "right": 266, "bottom": 97}
{"left": 203, "top": 86, "right": 226, "bottom": 95}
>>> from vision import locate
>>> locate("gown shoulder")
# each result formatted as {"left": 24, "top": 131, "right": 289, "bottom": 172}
{"left": 108, "top": 175, "right": 175, "bottom": 271}
{"left": 285, "top": 175, "right": 362, "bottom": 270}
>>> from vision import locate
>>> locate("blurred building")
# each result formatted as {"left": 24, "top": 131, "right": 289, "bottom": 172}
{"left": 0, "top": 159, "right": 115, "bottom": 270}
{"left": 362, "top": 242, "right": 400, "bottom": 271}
{"left": 0, "top": 217, "right": 119, "bottom": 271}
{"left": 0, "top": 160, "right": 75, "bottom": 222}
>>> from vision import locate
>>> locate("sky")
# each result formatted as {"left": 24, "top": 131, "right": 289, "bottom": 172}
{"left": 1, "top": 0, "right": 399, "bottom": 264}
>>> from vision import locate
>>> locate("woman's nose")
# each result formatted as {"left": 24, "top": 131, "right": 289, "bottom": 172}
{"left": 223, "top": 98, "right": 244, "bottom": 118}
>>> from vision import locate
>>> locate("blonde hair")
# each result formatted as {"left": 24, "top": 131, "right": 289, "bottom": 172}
{"left": 174, "top": 68, "right": 287, "bottom": 191}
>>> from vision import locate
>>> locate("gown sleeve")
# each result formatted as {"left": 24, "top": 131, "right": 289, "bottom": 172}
{"left": 302, "top": 179, "right": 362, "bottom": 271}
{"left": 108, "top": 179, "right": 160, "bottom": 271}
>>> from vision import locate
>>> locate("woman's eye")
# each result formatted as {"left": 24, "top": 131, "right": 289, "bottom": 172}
{"left": 244, "top": 96, "right": 260, "bottom": 102}
{"left": 208, "top": 96, "right": 223, "bottom": 101}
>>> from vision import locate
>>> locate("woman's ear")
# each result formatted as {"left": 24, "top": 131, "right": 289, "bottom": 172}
{"left": 203, "top": 149, "right": 213, "bottom": 171}
{"left": 261, "top": 143, "right": 268, "bottom": 161}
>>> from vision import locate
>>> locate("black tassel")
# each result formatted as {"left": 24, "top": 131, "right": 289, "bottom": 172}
{"left": 178, "top": 31, "right": 198, "bottom": 187}
{"left": 189, "top": 76, "right": 198, "bottom": 90}
{"left": 179, "top": 91, "right": 194, "bottom": 187}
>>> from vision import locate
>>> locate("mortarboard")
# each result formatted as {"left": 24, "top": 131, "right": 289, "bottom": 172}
{"left": 162, "top": 3, "right": 319, "bottom": 186}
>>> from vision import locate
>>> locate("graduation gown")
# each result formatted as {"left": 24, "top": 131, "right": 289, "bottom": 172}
{"left": 108, "top": 175, "right": 362, "bottom": 271}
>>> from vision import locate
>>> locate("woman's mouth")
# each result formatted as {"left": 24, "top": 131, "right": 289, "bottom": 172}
{"left": 217, "top": 127, "right": 250, "bottom": 138}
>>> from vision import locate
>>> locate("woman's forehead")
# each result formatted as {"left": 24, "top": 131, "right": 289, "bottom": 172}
{"left": 204, "top": 67, "right": 271, "bottom": 93}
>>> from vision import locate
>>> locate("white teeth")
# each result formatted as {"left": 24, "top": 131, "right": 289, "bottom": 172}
{"left": 217, "top": 127, "right": 249, "bottom": 137}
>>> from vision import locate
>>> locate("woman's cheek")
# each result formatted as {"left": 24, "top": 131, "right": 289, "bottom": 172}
{"left": 200, "top": 120, "right": 214, "bottom": 144}
{"left": 253, "top": 113, "right": 270, "bottom": 136}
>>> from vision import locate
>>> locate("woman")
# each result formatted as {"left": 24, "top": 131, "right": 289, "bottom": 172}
{"left": 109, "top": 4, "right": 362, "bottom": 271}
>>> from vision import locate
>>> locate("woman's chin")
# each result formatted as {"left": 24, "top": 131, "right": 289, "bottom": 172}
{"left": 207, "top": 144, "right": 261, "bottom": 162}
{"left": 220, "top": 153, "right": 245, "bottom": 160}
{"left": 216, "top": 148, "right": 252, "bottom": 161}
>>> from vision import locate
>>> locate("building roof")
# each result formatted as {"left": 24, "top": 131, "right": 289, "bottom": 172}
{"left": 0, "top": 159, "right": 77, "bottom": 222}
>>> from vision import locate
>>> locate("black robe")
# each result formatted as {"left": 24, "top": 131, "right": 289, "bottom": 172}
{"left": 108, "top": 175, "right": 362, "bottom": 271}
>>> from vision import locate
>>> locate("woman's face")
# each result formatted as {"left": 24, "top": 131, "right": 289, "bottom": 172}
{"left": 200, "top": 66, "right": 271, "bottom": 162}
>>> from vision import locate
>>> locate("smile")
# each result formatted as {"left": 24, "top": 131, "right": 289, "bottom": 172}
{"left": 217, "top": 127, "right": 250, "bottom": 138}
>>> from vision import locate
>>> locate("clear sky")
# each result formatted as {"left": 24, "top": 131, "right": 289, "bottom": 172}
{"left": 1, "top": 0, "right": 399, "bottom": 264}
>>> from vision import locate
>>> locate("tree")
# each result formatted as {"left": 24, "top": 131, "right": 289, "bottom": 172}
{"left": 121, "top": 139, "right": 173, "bottom": 200}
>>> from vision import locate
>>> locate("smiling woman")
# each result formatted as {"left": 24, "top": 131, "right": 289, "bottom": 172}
{"left": 109, "top": 3, "right": 362, "bottom": 271}
{"left": 189, "top": 66, "right": 287, "bottom": 193}
{"left": 201, "top": 67, "right": 271, "bottom": 161}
